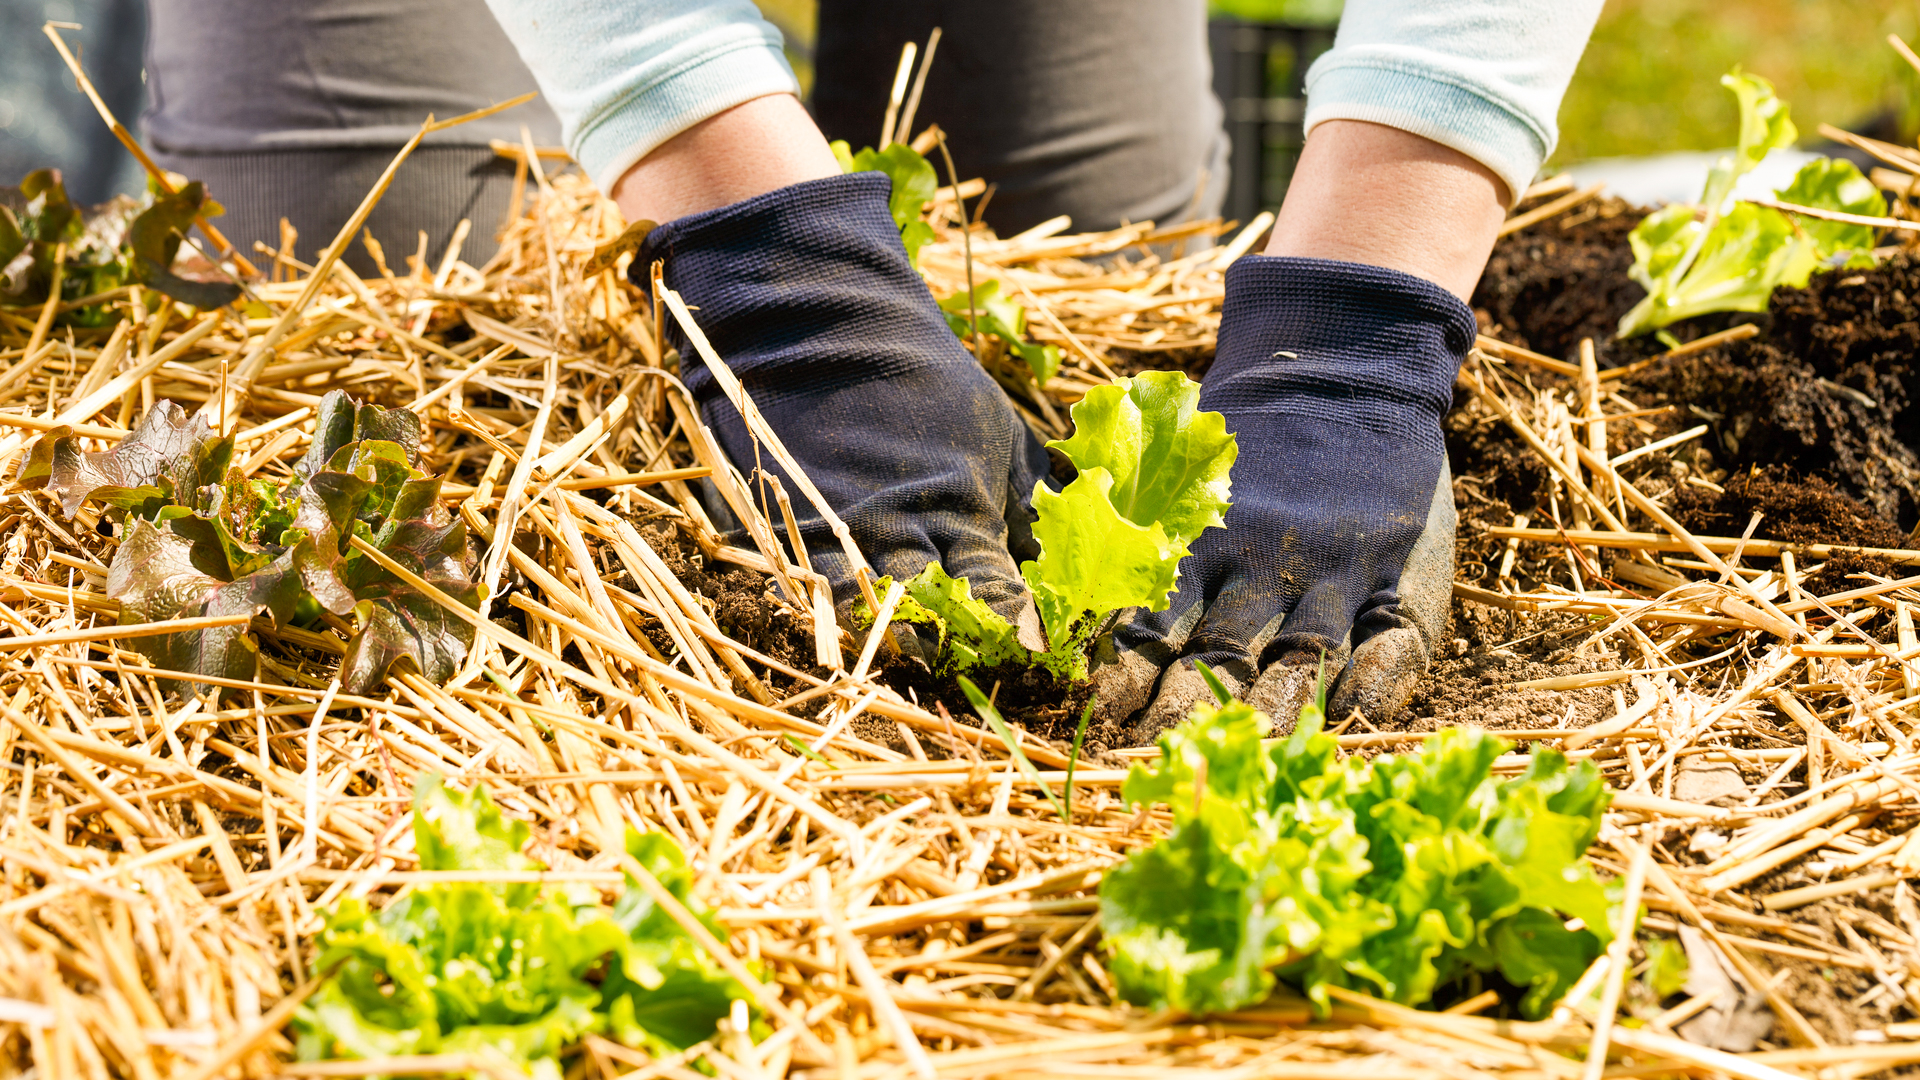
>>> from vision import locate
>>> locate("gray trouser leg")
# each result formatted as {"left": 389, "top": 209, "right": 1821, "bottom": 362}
{"left": 152, "top": 146, "right": 524, "bottom": 278}
{"left": 811, "top": 0, "right": 1228, "bottom": 238}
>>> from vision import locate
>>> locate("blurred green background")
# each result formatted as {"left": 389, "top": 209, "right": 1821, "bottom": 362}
{"left": 1555, "top": 0, "right": 1920, "bottom": 165}
{"left": 757, "top": 0, "right": 1920, "bottom": 165}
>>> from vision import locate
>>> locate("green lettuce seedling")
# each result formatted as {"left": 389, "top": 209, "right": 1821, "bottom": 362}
{"left": 831, "top": 139, "right": 939, "bottom": 265}
{"left": 1102, "top": 693, "right": 1618, "bottom": 1017}
{"left": 940, "top": 279, "right": 1064, "bottom": 385}
{"left": 295, "top": 775, "right": 755, "bottom": 1079}
{"left": 1619, "top": 70, "right": 1887, "bottom": 339}
{"left": 826, "top": 142, "right": 1063, "bottom": 383}
{"left": 21, "top": 390, "right": 481, "bottom": 692}
{"left": 875, "top": 370, "right": 1235, "bottom": 682}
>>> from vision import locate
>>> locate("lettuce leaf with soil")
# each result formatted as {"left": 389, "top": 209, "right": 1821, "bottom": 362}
{"left": 24, "top": 390, "right": 481, "bottom": 692}
{"left": 295, "top": 775, "right": 754, "bottom": 1080}
{"left": 1619, "top": 70, "right": 1887, "bottom": 339}
{"left": 1102, "top": 693, "right": 1616, "bottom": 1017}
{"left": 871, "top": 370, "right": 1234, "bottom": 682}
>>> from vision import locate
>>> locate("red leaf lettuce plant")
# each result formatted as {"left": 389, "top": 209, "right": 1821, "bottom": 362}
{"left": 22, "top": 390, "right": 481, "bottom": 692}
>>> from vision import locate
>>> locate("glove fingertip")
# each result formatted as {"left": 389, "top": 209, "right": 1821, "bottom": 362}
{"left": 1326, "top": 626, "right": 1431, "bottom": 728}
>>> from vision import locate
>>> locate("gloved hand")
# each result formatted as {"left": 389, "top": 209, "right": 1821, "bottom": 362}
{"left": 636, "top": 172, "right": 1052, "bottom": 655}
{"left": 1092, "top": 256, "right": 1473, "bottom": 744}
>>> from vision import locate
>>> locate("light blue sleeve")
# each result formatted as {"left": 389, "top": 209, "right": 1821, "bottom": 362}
{"left": 481, "top": 0, "right": 799, "bottom": 194}
{"left": 1303, "top": 0, "right": 1604, "bottom": 203}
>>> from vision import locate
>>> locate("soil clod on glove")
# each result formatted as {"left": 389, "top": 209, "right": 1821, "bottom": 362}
{"left": 635, "top": 173, "right": 1052, "bottom": 661}
{"left": 1094, "top": 256, "right": 1475, "bottom": 744}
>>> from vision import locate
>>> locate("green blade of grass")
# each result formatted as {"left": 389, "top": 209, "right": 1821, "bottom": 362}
{"left": 957, "top": 675, "right": 1069, "bottom": 821}
{"left": 783, "top": 734, "right": 833, "bottom": 767}
{"left": 1194, "top": 660, "right": 1233, "bottom": 706}
{"left": 1065, "top": 693, "right": 1096, "bottom": 823}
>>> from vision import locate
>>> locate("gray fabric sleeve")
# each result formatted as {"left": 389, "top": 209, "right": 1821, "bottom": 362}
{"left": 142, "top": 0, "right": 560, "bottom": 153}
{"left": 810, "top": 0, "right": 1227, "bottom": 238}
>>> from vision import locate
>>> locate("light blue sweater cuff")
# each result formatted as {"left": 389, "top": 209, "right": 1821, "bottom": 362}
{"left": 484, "top": 0, "right": 801, "bottom": 194}
{"left": 1304, "top": 63, "right": 1549, "bottom": 204}
{"left": 1303, "top": 0, "right": 1604, "bottom": 205}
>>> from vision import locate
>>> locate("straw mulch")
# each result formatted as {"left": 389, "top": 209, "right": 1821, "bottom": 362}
{"left": 4, "top": 133, "right": 1920, "bottom": 1080}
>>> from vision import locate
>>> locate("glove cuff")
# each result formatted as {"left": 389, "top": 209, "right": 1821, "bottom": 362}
{"left": 632, "top": 172, "right": 963, "bottom": 402}
{"left": 1209, "top": 255, "right": 1476, "bottom": 430}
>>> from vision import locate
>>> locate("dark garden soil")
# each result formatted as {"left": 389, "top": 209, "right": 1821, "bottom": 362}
{"left": 1429, "top": 200, "right": 1920, "bottom": 736}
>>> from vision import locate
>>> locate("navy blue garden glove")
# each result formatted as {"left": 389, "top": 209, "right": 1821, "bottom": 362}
{"left": 1092, "top": 256, "right": 1474, "bottom": 744}
{"left": 636, "top": 172, "right": 1052, "bottom": 656}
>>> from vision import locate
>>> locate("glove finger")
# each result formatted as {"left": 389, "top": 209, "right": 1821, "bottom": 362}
{"left": 1088, "top": 634, "right": 1167, "bottom": 729}
{"left": 1129, "top": 656, "right": 1252, "bottom": 747}
{"left": 1321, "top": 461, "right": 1453, "bottom": 725}
{"left": 1246, "top": 647, "right": 1346, "bottom": 735}
{"left": 1327, "top": 624, "right": 1430, "bottom": 727}
{"left": 1091, "top": 588, "right": 1211, "bottom": 736}
{"left": 1178, "top": 563, "right": 1295, "bottom": 672}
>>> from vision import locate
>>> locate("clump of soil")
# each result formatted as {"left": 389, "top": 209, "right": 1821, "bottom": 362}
{"left": 638, "top": 521, "right": 827, "bottom": 692}
{"left": 1628, "top": 331, "right": 1920, "bottom": 530}
{"left": 874, "top": 653, "right": 1105, "bottom": 756}
{"left": 1671, "top": 467, "right": 1909, "bottom": 594}
{"left": 1474, "top": 198, "right": 1920, "bottom": 531}
{"left": 1671, "top": 467, "right": 1906, "bottom": 548}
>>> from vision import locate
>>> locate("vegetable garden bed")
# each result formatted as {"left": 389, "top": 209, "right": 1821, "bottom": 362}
{"left": 10, "top": 42, "right": 1920, "bottom": 1080}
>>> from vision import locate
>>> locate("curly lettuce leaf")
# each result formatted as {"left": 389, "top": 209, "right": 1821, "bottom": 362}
{"left": 107, "top": 518, "right": 313, "bottom": 680}
{"left": 29, "top": 401, "right": 230, "bottom": 517}
{"left": 339, "top": 514, "right": 481, "bottom": 693}
{"left": 414, "top": 773, "right": 538, "bottom": 874}
{"left": 1103, "top": 697, "right": 1615, "bottom": 1018}
{"left": 868, "top": 372, "right": 1233, "bottom": 683}
{"left": 1018, "top": 373, "right": 1235, "bottom": 678}
{"left": 299, "top": 389, "right": 424, "bottom": 481}
{"left": 1773, "top": 156, "right": 1885, "bottom": 262}
{"left": 877, "top": 563, "right": 1032, "bottom": 673}
{"left": 1025, "top": 469, "right": 1186, "bottom": 680}
{"left": 1702, "top": 69, "right": 1797, "bottom": 212}
{"left": 939, "top": 279, "right": 1064, "bottom": 385}
{"left": 296, "top": 776, "right": 753, "bottom": 1079}
{"left": 1048, "top": 372, "right": 1236, "bottom": 543}
{"left": 126, "top": 181, "right": 241, "bottom": 309}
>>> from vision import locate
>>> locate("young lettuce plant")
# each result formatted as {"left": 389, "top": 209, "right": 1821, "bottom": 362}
{"left": 1, "top": 167, "right": 242, "bottom": 318}
{"left": 21, "top": 390, "right": 481, "bottom": 692}
{"left": 1619, "top": 69, "right": 1887, "bottom": 340}
{"left": 1101, "top": 689, "right": 1619, "bottom": 1017}
{"left": 940, "top": 278, "right": 1064, "bottom": 386}
{"left": 296, "top": 775, "right": 755, "bottom": 1079}
{"left": 876, "top": 370, "right": 1235, "bottom": 682}
{"left": 831, "top": 139, "right": 939, "bottom": 265}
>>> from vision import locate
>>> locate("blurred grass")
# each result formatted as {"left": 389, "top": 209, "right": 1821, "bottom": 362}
{"left": 754, "top": 0, "right": 818, "bottom": 93}
{"left": 759, "top": 0, "right": 1920, "bottom": 165}
{"left": 1554, "top": 0, "right": 1920, "bottom": 164}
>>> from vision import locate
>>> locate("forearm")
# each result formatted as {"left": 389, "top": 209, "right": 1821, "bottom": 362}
{"left": 481, "top": 0, "right": 803, "bottom": 194}
{"left": 1265, "top": 120, "right": 1506, "bottom": 300}
{"left": 1270, "top": 1, "right": 1603, "bottom": 299}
